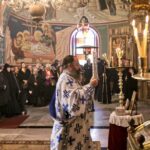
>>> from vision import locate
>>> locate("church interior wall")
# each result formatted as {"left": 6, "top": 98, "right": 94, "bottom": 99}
{"left": 0, "top": 17, "right": 131, "bottom": 65}
{"left": 0, "top": 0, "right": 137, "bottom": 66}
{"left": 0, "top": 0, "right": 133, "bottom": 65}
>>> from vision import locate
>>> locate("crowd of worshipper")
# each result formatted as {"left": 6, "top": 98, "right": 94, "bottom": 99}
{"left": 0, "top": 57, "right": 138, "bottom": 118}
{"left": 0, "top": 60, "right": 61, "bottom": 118}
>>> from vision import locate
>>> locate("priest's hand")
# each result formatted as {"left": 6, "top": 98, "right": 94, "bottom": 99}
{"left": 90, "top": 78, "right": 98, "bottom": 87}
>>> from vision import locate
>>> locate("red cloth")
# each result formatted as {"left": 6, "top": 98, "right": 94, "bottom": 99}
{"left": 108, "top": 123, "right": 128, "bottom": 150}
{"left": 0, "top": 115, "right": 28, "bottom": 128}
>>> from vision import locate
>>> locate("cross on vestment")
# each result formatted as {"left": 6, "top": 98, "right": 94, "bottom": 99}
{"left": 74, "top": 123, "right": 83, "bottom": 133}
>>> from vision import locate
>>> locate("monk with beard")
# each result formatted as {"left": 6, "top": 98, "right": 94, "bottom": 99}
{"left": 50, "top": 55, "right": 98, "bottom": 150}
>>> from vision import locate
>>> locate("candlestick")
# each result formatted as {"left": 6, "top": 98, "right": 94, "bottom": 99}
{"left": 117, "top": 67, "right": 124, "bottom": 107}
{"left": 115, "top": 47, "right": 125, "bottom": 107}
{"left": 116, "top": 48, "right": 124, "bottom": 67}
{"left": 92, "top": 49, "right": 99, "bottom": 80}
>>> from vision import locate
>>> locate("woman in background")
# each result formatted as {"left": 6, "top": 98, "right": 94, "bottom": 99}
{"left": 17, "top": 62, "right": 30, "bottom": 115}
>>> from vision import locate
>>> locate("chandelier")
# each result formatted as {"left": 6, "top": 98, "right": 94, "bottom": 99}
{"left": 29, "top": 2, "right": 45, "bottom": 23}
{"left": 129, "top": 0, "right": 150, "bottom": 79}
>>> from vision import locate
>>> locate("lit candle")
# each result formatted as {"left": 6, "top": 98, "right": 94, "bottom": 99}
{"left": 146, "top": 15, "right": 149, "bottom": 24}
{"left": 132, "top": 20, "right": 136, "bottom": 28}
{"left": 132, "top": 20, "right": 141, "bottom": 56}
{"left": 143, "top": 29, "right": 147, "bottom": 57}
{"left": 133, "top": 27, "right": 142, "bottom": 56}
{"left": 143, "top": 15, "right": 149, "bottom": 57}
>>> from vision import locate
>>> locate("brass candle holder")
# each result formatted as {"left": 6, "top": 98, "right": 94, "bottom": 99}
{"left": 117, "top": 67, "right": 125, "bottom": 107}
{"left": 133, "top": 57, "right": 150, "bottom": 81}
{"left": 138, "top": 56, "right": 147, "bottom": 76}
{"left": 131, "top": 10, "right": 150, "bottom": 81}
{"left": 116, "top": 48, "right": 124, "bottom": 107}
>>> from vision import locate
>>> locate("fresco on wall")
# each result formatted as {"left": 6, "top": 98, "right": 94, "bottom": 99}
{"left": 11, "top": 24, "right": 56, "bottom": 61}
{"left": 12, "top": 29, "right": 55, "bottom": 63}
{"left": 0, "top": 0, "right": 130, "bottom": 64}
{"left": 5, "top": 13, "right": 71, "bottom": 64}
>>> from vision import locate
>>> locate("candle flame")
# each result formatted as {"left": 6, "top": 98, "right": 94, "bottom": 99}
{"left": 143, "top": 29, "right": 147, "bottom": 36}
{"left": 146, "top": 15, "right": 149, "bottom": 23}
{"left": 132, "top": 20, "right": 135, "bottom": 27}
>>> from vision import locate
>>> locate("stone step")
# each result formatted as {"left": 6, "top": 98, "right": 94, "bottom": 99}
{"left": 0, "top": 128, "right": 101, "bottom": 150}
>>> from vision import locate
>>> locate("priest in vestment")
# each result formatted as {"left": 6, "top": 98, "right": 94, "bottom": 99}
{"left": 50, "top": 55, "right": 98, "bottom": 150}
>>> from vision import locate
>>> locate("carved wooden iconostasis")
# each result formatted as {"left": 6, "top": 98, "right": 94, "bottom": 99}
{"left": 108, "top": 24, "right": 140, "bottom": 68}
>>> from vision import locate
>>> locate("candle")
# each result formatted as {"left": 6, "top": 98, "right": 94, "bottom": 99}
{"left": 142, "top": 15, "right": 149, "bottom": 57}
{"left": 143, "top": 29, "right": 147, "bottom": 57}
{"left": 132, "top": 20, "right": 135, "bottom": 27}
{"left": 146, "top": 15, "right": 149, "bottom": 24}
{"left": 133, "top": 27, "right": 142, "bottom": 56}
{"left": 92, "top": 49, "right": 99, "bottom": 79}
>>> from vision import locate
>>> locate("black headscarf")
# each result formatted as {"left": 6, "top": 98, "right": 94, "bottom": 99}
{"left": 3, "top": 63, "right": 12, "bottom": 72}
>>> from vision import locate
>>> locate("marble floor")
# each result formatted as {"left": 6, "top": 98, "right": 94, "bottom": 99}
{"left": 0, "top": 97, "right": 150, "bottom": 150}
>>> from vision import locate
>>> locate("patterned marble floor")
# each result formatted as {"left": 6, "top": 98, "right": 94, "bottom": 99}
{"left": 0, "top": 98, "right": 150, "bottom": 149}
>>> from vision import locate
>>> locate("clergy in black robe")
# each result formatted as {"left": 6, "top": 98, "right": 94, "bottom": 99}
{"left": 1, "top": 64, "right": 21, "bottom": 117}
{"left": 0, "top": 71, "right": 9, "bottom": 117}
{"left": 95, "top": 59, "right": 112, "bottom": 103}
{"left": 95, "top": 58, "right": 104, "bottom": 102}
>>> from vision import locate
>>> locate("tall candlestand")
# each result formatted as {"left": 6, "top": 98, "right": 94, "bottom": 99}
{"left": 116, "top": 48, "right": 124, "bottom": 107}
{"left": 117, "top": 67, "right": 124, "bottom": 107}
{"left": 115, "top": 48, "right": 126, "bottom": 115}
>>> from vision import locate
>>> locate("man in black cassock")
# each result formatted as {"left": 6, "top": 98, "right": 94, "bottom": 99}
{"left": 96, "top": 58, "right": 112, "bottom": 103}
